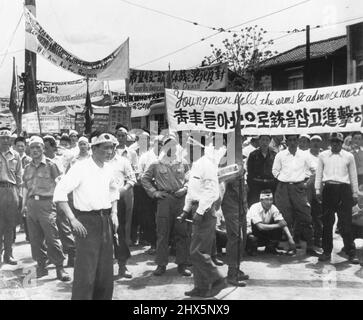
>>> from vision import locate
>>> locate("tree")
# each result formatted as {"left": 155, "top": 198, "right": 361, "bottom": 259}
{"left": 202, "top": 25, "right": 278, "bottom": 91}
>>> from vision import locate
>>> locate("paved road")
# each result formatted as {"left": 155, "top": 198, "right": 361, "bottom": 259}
{"left": 1, "top": 231, "right": 363, "bottom": 300}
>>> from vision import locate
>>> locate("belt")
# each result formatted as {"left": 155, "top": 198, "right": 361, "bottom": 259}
{"left": 29, "top": 195, "right": 53, "bottom": 200}
{"left": 325, "top": 181, "right": 348, "bottom": 185}
{"left": 76, "top": 209, "right": 111, "bottom": 216}
{"left": 280, "top": 181, "right": 304, "bottom": 185}
{"left": 0, "top": 181, "right": 14, "bottom": 188}
{"left": 253, "top": 178, "right": 275, "bottom": 183}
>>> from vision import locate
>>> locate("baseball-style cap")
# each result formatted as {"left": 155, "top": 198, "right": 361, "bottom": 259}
{"left": 69, "top": 130, "right": 78, "bottom": 137}
{"left": 299, "top": 134, "right": 310, "bottom": 140}
{"left": 29, "top": 136, "right": 44, "bottom": 146}
{"left": 310, "top": 135, "right": 322, "bottom": 141}
{"left": 91, "top": 133, "right": 117, "bottom": 146}
{"left": 329, "top": 132, "right": 344, "bottom": 142}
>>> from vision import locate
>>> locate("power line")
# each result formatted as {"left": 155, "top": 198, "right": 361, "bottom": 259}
{"left": 134, "top": 0, "right": 312, "bottom": 68}
{"left": 0, "top": 12, "right": 24, "bottom": 69}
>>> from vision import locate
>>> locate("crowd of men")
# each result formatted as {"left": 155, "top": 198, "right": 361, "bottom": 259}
{"left": 0, "top": 124, "right": 363, "bottom": 299}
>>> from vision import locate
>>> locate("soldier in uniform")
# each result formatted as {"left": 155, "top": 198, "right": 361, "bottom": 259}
{"left": 0, "top": 127, "right": 22, "bottom": 265}
{"left": 22, "top": 136, "right": 70, "bottom": 281}
{"left": 141, "top": 133, "right": 191, "bottom": 277}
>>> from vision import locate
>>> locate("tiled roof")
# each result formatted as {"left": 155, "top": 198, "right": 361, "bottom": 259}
{"left": 260, "top": 35, "right": 346, "bottom": 68}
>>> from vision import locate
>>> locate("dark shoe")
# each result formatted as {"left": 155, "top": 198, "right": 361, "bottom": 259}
{"left": 212, "top": 256, "right": 224, "bottom": 266}
{"left": 348, "top": 255, "right": 360, "bottom": 265}
{"left": 4, "top": 256, "right": 17, "bottom": 265}
{"left": 227, "top": 268, "right": 249, "bottom": 281}
{"left": 264, "top": 246, "right": 280, "bottom": 255}
{"left": 306, "top": 248, "right": 321, "bottom": 257}
{"left": 153, "top": 265, "right": 166, "bottom": 276}
{"left": 184, "top": 287, "right": 211, "bottom": 297}
{"left": 56, "top": 267, "right": 71, "bottom": 282}
{"left": 36, "top": 266, "right": 49, "bottom": 278}
{"left": 118, "top": 265, "right": 132, "bottom": 279}
{"left": 177, "top": 265, "right": 192, "bottom": 277}
{"left": 227, "top": 277, "right": 247, "bottom": 287}
{"left": 318, "top": 253, "right": 331, "bottom": 262}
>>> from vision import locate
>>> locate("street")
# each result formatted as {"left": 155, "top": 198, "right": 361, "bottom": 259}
{"left": 1, "top": 229, "right": 363, "bottom": 300}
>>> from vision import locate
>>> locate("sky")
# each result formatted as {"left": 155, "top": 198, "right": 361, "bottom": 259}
{"left": 0, "top": 0, "right": 362, "bottom": 97}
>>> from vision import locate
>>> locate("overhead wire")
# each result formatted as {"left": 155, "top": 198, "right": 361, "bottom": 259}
{"left": 134, "top": 0, "right": 312, "bottom": 68}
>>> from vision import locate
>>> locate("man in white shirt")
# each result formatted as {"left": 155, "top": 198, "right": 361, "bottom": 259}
{"left": 272, "top": 134, "right": 319, "bottom": 256}
{"left": 69, "top": 129, "right": 80, "bottom": 158}
{"left": 109, "top": 146, "right": 136, "bottom": 279}
{"left": 115, "top": 125, "right": 138, "bottom": 246}
{"left": 53, "top": 131, "right": 119, "bottom": 300}
{"left": 181, "top": 137, "right": 226, "bottom": 298}
{"left": 315, "top": 132, "right": 359, "bottom": 264}
{"left": 246, "top": 190, "right": 296, "bottom": 256}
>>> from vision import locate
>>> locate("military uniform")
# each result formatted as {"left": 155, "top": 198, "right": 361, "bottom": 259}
{"left": 141, "top": 152, "right": 190, "bottom": 274}
{"left": 23, "top": 156, "right": 66, "bottom": 271}
{"left": 0, "top": 145, "right": 22, "bottom": 263}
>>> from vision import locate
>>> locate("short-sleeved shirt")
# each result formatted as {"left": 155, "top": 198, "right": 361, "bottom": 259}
{"left": 23, "top": 156, "right": 61, "bottom": 197}
{"left": 247, "top": 202, "right": 284, "bottom": 233}
{"left": 0, "top": 148, "right": 22, "bottom": 186}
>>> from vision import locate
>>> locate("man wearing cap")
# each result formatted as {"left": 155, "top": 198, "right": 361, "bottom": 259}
{"left": 22, "top": 136, "right": 70, "bottom": 281}
{"left": 142, "top": 134, "right": 191, "bottom": 277}
{"left": 69, "top": 130, "right": 80, "bottom": 158}
{"left": 109, "top": 139, "right": 136, "bottom": 279}
{"left": 115, "top": 125, "right": 138, "bottom": 246}
{"left": 137, "top": 135, "right": 163, "bottom": 254}
{"left": 181, "top": 135, "right": 226, "bottom": 298}
{"left": 246, "top": 190, "right": 296, "bottom": 256}
{"left": 306, "top": 135, "right": 323, "bottom": 248}
{"left": 272, "top": 134, "right": 320, "bottom": 256}
{"left": 43, "top": 135, "right": 76, "bottom": 268}
{"left": 247, "top": 135, "right": 277, "bottom": 206}
{"left": 298, "top": 134, "right": 311, "bottom": 151}
{"left": 315, "top": 132, "right": 360, "bottom": 264}
{"left": 53, "top": 131, "right": 119, "bottom": 300}
{"left": 69, "top": 136, "right": 91, "bottom": 168}
{"left": 0, "top": 127, "right": 22, "bottom": 265}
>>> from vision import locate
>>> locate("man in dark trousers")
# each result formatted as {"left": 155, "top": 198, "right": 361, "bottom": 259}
{"left": 53, "top": 131, "right": 119, "bottom": 300}
{"left": 0, "top": 127, "right": 22, "bottom": 265}
{"left": 22, "top": 136, "right": 70, "bottom": 281}
{"left": 247, "top": 135, "right": 276, "bottom": 206}
{"left": 316, "top": 132, "right": 360, "bottom": 264}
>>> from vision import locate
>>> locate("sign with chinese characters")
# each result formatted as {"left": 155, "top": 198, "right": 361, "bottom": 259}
{"left": 75, "top": 113, "right": 110, "bottom": 133}
{"left": 108, "top": 106, "right": 131, "bottom": 131}
{"left": 166, "top": 83, "right": 363, "bottom": 134}
{"left": 129, "top": 63, "right": 228, "bottom": 93}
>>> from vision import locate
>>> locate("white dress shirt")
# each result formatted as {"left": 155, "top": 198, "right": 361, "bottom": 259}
{"left": 272, "top": 148, "right": 314, "bottom": 182}
{"left": 247, "top": 202, "right": 284, "bottom": 233}
{"left": 53, "top": 157, "right": 119, "bottom": 211}
{"left": 108, "top": 153, "right": 136, "bottom": 192}
{"left": 138, "top": 149, "right": 158, "bottom": 177}
{"left": 315, "top": 149, "right": 358, "bottom": 197}
{"left": 116, "top": 146, "right": 139, "bottom": 171}
{"left": 183, "top": 154, "right": 220, "bottom": 215}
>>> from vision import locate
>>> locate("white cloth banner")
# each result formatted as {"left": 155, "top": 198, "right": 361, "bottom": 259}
{"left": 130, "top": 100, "right": 151, "bottom": 118}
{"left": 19, "top": 78, "right": 104, "bottom": 107}
{"left": 24, "top": 8, "right": 129, "bottom": 80}
{"left": 129, "top": 63, "right": 228, "bottom": 93}
{"left": 166, "top": 83, "right": 363, "bottom": 134}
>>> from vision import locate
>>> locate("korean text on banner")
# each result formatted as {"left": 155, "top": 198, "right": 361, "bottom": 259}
{"left": 24, "top": 8, "right": 129, "bottom": 80}
{"left": 19, "top": 78, "right": 104, "bottom": 107}
{"left": 129, "top": 63, "right": 228, "bottom": 93}
{"left": 166, "top": 82, "right": 363, "bottom": 134}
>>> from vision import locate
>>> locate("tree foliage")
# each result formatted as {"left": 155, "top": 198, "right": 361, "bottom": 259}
{"left": 202, "top": 26, "right": 278, "bottom": 91}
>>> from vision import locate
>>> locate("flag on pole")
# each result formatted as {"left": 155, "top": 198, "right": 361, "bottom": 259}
{"left": 9, "top": 57, "right": 19, "bottom": 133}
{"left": 234, "top": 97, "right": 243, "bottom": 167}
{"left": 84, "top": 78, "right": 94, "bottom": 134}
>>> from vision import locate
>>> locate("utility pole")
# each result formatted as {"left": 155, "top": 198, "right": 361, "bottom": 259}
{"left": 304, "top": 25, "right": 311, "bottom": 89}
{"left": 24, "top": 0, "right": 37, "bottom": 114}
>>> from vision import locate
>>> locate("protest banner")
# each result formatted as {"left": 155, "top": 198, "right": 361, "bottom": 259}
{"left": 129, "top": 63, "right": 228, "bottom": 93}
{"left": 24, "top": 8, "right": 129, "bottom": 80}
{"left": 18, "top": 77, "right": 104, "bottom": 107}
{"left": 166, "top": 82, "right": 363, "bottom": 134}
{"left": 22, "top": 112, "right": 72, "bottom": 134}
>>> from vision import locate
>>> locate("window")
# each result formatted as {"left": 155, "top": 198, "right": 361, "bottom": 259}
{"left": 286, "top": 67, "right": 304, "bottom": 90}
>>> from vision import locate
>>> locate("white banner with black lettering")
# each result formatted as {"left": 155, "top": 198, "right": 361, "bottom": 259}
{"left": 166, "top": 83, "right": 363, "bottom": 134}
